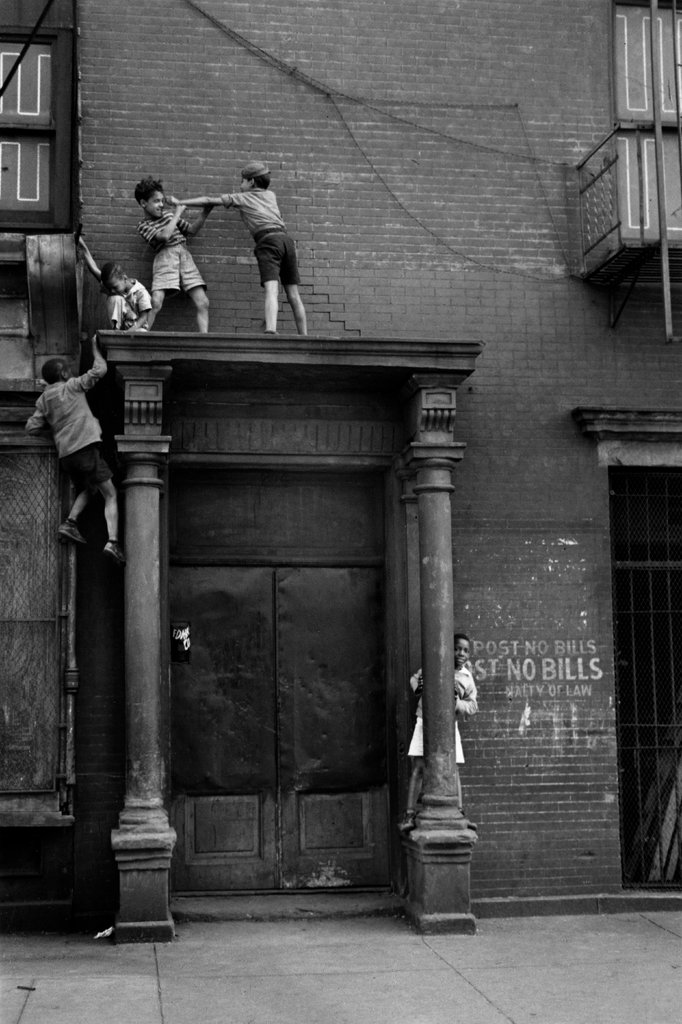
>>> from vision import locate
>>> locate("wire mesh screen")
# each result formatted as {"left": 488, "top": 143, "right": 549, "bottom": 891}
{"left": 0, "top": 451, "right": 60, "bottom": 791}
{"left": 610, "top": 470, "right": 682, "bottom": 887}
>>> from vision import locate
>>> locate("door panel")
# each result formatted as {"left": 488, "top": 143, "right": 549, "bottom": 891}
{"left": 169, "top": 473, "right": 388, "bottom": 892}
{"left": 277, "top": 567, "right": 388, "bottom": 887}
{"left": 170, "top": 567, "right": 277, "bottom": 890}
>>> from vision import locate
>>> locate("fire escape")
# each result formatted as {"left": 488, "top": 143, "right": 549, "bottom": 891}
{"left": 576, "top": 0, "right": 682, "bottom": 342}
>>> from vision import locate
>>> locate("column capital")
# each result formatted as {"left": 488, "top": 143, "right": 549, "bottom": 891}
{"left": 401, "top": 374, "right": 462, "bottom": 445}
{"left": 115, "top": 364, "right": 172, "bottom": 437}
{"left": 115, "top": 436, "right": 172, "bottom": 458}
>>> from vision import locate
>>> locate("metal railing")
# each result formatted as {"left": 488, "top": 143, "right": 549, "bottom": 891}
{"left": 576, "top": 126, "right": 622, "bottom": 273}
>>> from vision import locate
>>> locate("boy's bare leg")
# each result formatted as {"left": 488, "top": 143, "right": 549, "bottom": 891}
{"left": 284, "top": 284, "right": 307, "bottom": 335}
{"left": 148, "top": 290, "right": 165, "bottom": 330}
{"left": 68, "top": 488, "right": 91, "bottom": 522}
{"left": 263, "top": 280, "right": 279, "bottom": 333}
{"left": 98, "top": 480, "right": 119, "bottom": 541}
{"left": 398, "top": 757, "right": 423, "bottom": 833}
{"left": 406, "top": 757, "right": 424, "bottom": 813}
{"left": 59, "top": 488, "right": 91, "bottom": 543}
{"left": 187, "top": 286, "right": 209, "bottom": 333}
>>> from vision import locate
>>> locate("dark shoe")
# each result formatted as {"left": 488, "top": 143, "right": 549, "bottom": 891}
{"left": 103, "top": 541, "right": 126, "bottom": 566}
{"left": 264, "top": 329, "right": 278, "bottom": 335}
{"left": 397, "top": 811, "right": 416, "bottom": 835}
{"left": 58, "top": 520, "right": 87, "bottom": 544}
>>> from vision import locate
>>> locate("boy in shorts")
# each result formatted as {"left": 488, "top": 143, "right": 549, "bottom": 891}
{"left": 25, "top": 336, "right": 125, "bottom": 565}
{"left": 134, "top": 177, "right": 212, "bottom": 332}
{"left": 78, "top": 237, "right": 152, "bottom": 332}
{"left": 177, "top": 161, "right": 307, "bottom": 335}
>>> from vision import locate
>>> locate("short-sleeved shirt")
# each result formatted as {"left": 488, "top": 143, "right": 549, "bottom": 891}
{"left": 219, "top": 189, "right": 286, "bottom": 238}
{"left": 107, "top": 279, "right": 152, "bottom": 329}
{"left": 137, "top": 211, "right": 191, "bottom": 253}
{"left": 25, "top": 362, "right": 106, "bottom": 458}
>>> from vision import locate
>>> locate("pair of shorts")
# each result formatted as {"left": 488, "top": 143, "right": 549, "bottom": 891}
{"left": 152, "top": 245, "right": 206, "bottom": 294}
{"left": 106, "top": 294, "right": 149, "bottom": 331}
{"left": 60, "top": 443, "right": 112, "bottom": 492}
{"left": 407, "top": 719, "right": 465, "bottom": 763}
{"left": 253, "top": 231, "right": 301, "bottom": 287}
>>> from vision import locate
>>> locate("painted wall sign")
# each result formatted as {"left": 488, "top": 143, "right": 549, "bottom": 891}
{"left": 472, "top": 638, "right": 604, "bottom": 697}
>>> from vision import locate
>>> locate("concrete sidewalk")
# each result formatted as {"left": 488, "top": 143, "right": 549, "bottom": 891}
{"left": 1, "top": 910, "right": 681, "bottom": 1024}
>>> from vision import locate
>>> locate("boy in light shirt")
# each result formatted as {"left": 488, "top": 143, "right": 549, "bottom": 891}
{"left": 178, "top": 161, "right": 307, "bottom": 336}
{"left": 399, "top": 633, "right": 478, "bottom": 834}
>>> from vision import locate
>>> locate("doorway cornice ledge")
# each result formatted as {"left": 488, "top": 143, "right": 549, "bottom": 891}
{"left": 100, "top": 332, "right": 484, "bottom": 391}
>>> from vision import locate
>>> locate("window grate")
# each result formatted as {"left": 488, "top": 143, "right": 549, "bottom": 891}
{"left": 610, "top": 469, "right": 682, "bottom": 887}
{"left": 0, "top": 452, "right": 60, "bottom": 791}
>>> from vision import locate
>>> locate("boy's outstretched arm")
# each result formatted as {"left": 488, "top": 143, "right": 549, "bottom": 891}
{"left": 77, "top": 237, "right": 102, "bottom": 282}
{"left": 174, "top": 194, "right": 223, "bottom": 207}
{"left": 153, "top": 202, "right": 188, "bottom": 243}
{"left": 185, "top": 203, "right": 214, "bottom": 237}
{"left": 88, "top": 334, "right": 108, "bottom": 378}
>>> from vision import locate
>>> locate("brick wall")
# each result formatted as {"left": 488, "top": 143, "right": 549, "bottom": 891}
{"left": 75, "top": 0, "right": 682, "bottom": 902}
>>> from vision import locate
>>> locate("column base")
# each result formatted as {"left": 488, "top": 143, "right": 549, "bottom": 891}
{"left": 111, "top": 815, "right": 176, "bottom": 944}
{"left": 114, "top": 914, "right": 176, "bottom": 944}
{"left": 403, "top": 825, "right": 478, "bottom": 934}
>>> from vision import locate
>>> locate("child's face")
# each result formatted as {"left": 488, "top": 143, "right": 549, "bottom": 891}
{"left": 455, "top": 638, "right": 470, "bottom": 666}
{"left": 239, "top": 176, "right": 254, "bottom": 193}
{"left": 139, "top": 190, "right": 165, "bottom": 219}
{"left": 106, "top": 271, "right": 129, "bottom": 295}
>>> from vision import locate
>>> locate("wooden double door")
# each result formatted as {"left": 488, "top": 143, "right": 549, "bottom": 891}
{"left": 169, "top": 475, "right": 388, "bottom": 891}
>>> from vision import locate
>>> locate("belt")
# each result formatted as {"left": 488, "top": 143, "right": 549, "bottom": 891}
{"left": 254, "top": 228, "right": 285, "bottom": 242}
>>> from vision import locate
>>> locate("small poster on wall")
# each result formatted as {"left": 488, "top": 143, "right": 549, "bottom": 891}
{"left": 171, "top": 622, "right": 191, "bottom": 663}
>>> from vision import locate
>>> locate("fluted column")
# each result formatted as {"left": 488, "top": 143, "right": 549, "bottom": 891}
{"left": 110, "top": 364, "right": 175, "bottom": 943}
{"left": 400, "top": 375, "right": 478, "bottom": 934}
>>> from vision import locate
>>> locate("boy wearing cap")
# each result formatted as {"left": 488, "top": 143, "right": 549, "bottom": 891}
{"left": 134, "top": 177, "right": 212, "bottom": 332}
{"left": 177, "top": 162, "right": 307, "bottom": 335}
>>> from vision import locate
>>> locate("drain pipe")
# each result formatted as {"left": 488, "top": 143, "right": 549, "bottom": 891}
{"left": 649, "top": 0, "right": 675, "bottom": 342}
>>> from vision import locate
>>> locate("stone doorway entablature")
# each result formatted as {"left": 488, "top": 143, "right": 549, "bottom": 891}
{"left": 100, "top": 332, "right": 483, "bottom": 940}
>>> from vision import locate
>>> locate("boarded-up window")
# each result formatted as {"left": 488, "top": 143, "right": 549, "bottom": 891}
{"left": 0, "top": 452, "right": 60, "bottom": 792}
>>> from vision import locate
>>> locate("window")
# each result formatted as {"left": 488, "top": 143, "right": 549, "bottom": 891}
{"left": 615, "top": 3, "right": 682, "bottom": 125}
{"left": 0, "top": 451, "right": 62, "bottom": 800}
{"left": 0, "top": 1, "right": 74, "bottom": 230}
{"left": 610, "top": 469, "right": 682, "bottom": 887}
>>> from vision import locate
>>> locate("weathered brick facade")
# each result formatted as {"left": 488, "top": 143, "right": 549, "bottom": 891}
{"left": 75, "top": 0, "right": 682, "bottom": 910}
{"left": 4, "top": 0, "right": 682, "bottom": 925}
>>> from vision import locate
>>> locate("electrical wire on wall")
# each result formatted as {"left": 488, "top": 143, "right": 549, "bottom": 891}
{"left": 183, "top": 0, "right": 577, "bottom": 282}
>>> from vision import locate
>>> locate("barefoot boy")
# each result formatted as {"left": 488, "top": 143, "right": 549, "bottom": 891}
{"left": 25, "top": 337, "right": 126, "bottom": 566}
{"left": 178, "top": 161, "right": 307, "bottom": 336}
{"left": 78, "top": 237, "right": 152, "bottom": 332}
{"left": 134, "top": 177, "right": 212, "bottom": 332}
